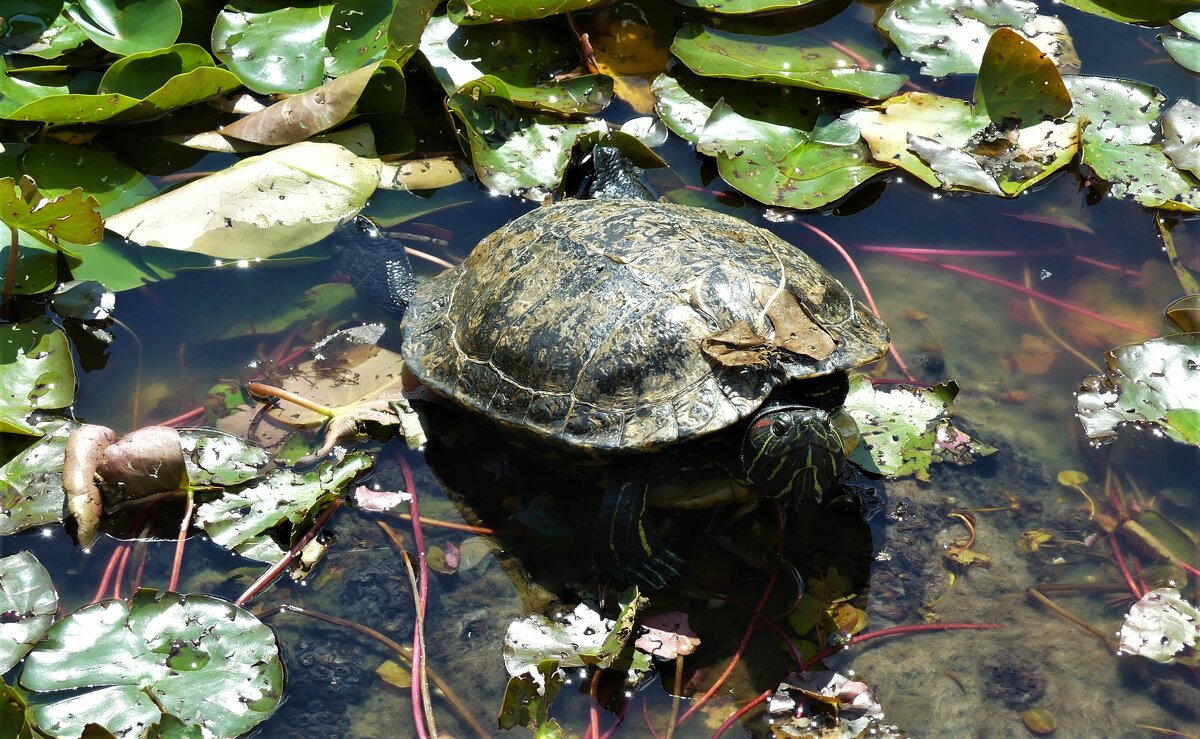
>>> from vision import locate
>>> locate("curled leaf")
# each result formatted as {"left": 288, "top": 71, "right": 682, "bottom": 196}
{"left": 62, "top": 424, "right": 117, "bottom": 548}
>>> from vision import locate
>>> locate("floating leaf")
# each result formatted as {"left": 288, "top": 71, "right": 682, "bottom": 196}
{"left": 0, "top": 45, "right": 242, "bottom": 125}
{"left": 0, "top": 551, "right": 58, "bottom": 673}
{"left": 220, "top": 61, "right": 406, "bottom": 146}
{"left": 634, "top": 612, "right": 700, "bottom": 658}
{"left": 671, "top": 23, "right": 904, "bottom": 100}
{"left": 194, "top": 452, "right": 371, "bottom": 562}
{"left": 974, "top": 27, "right": 1071, "bottom": 125}
{"left": 498, "top": 659, "right": 562, "bottom": 731}
{"left": 1056, "top": 0, "right": 1198, "bottom": 24}
{"left": 106, "top": 142, "right": 381, "bottom": 259}
{"left": 1118, "top": 588, "right": 1200, "bottom": 664}
{"left": 447, "top": 76, "right": 607, "bottom": 197}
{"left": 0, "top": 176, "right": 102, "bottom": 253}
{"left": 22, "top": 590, "right": 284, "bottom": 737}
{"left": 1163, "top": 33, "right": 1200, "bottom": 73}
{"left": 1076, "top": 333, "right": 1200, "bottom": 447}
{"left": 590, "top": 5, "right": 673, "bottom": 114}
{"left": 0, "top": 318, "right": 76, "bottom": 436}
{"left": 0, "top": 6, "right": 89, "bottom": 59}
{"left": 768, "top": 670, "right": 888, "bottom": 738}
{"left": 0, "top": 418, "right": 76, "bottom": 535}
{"left": 877, "top": 0, "right": 1078, "bottom": 78}
{"left": 64, "top": 0, "right": 182, "bottom": 56}
{"left": 447, "top": 0, "right": 606, "bottom": 25}
{"left": 844, "top": 377, "right": 995, "bottom": 480}
{"left": 1162, "top": 99, "right": 1200, "bottom": 177}
{"left": 671, "top": 0, "right": 827, "bottom": 15}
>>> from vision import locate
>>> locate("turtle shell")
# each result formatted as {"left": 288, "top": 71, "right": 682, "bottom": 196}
{"left": 401, "top": 198, "right": 889, "bottom": 453}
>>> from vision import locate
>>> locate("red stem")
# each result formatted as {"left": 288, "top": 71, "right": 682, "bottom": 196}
{"left": 676, "top": 571, "right": 778, "bottom": 728}
{"left": 890, "top": 254, "right": 1156, "bottom": 337}
{"left": 235, "top": 498, "right": 344, "bottom": 607}
{"left": 168, "top": 493, "right": 194, "bottom": 592}
{"left": 799, "top": 622, "right": 1006, "bottom": 670}
{"left": 398, "top": 454, "right": 432, "bottom": 739}
{"left": 859, "top": 244, "right": 1059, "bottom": 258}
{"left": 1110, "top": 534, "right": 1145, "bottom": 599}
{"left": 712, "top": 688, "right": 773, "bottom": 738}
{"left": 92, "top": 545, "right": 123, "bottom": 603}
{"left": 111, "top": 545, "right": 132, "bottom": 600}
{"left": 794, "top": 222, "right": 916, "bottom": 380}
{"left": 158, "top": 406, "right": 205, "bottom": 428}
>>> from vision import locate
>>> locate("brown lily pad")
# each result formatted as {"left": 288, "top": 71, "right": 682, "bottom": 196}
{"left": 96, "top": 425, "right": 187, "bottom": 504}
{"left": 62, "top": 424, "right": 117, "bottom": 548}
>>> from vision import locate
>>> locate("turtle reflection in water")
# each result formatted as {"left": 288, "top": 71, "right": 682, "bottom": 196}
{"left": 397, "top": 152, "right": 890, "bottom": 589}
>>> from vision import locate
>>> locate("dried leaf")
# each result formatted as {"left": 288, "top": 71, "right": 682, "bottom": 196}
{"left": 376, "top": 659, "right": 412, "bottom": 689}
{"left": 634, "top": 611, "right": 701, "bottom": 658}
{"left": 62, "top": 424, "right": 116, "bottom": 548}
{"left": 96, "top": 426, "right": 187, "bottom": 503}
{"left": 762, "top": 288, "right": 837, "bottom": 359}
{"left": 1015, "top": 334, "right": 1058, "bottom": 375}
{"left": 700, "top": 320, "right": 772, "bottom": 368}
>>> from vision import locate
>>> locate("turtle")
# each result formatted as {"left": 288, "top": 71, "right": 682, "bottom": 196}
{"left": 397, "top": 150, "right": 890, "bottom": 589}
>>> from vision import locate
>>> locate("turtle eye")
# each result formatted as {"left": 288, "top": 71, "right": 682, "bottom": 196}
{"left": 770, "top": 413, "right": 795, "bottom": 436}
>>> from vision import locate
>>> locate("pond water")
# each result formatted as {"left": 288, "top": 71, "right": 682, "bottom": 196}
{"left": 1, "top": 0, "right": 1199, "bottom": 737}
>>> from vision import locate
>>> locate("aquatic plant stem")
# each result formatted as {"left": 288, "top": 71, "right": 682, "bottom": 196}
{"left": 1109, "top": 533, "right": 1145, "bottom": 599}
{"left": 1022, "top": 266, "right": 1102, "bottom": 373}
{"left": 1027, "top": 587, "right": 1118, "bottom": 650}
{"left": 395, "top": 528, "right": 434, "bottom": 739}
{"left": 111, "top": 544, "right": 132, "bottom": 599}
{"left": 665, "top": 654, "right": 684, "bottom": 739}
{"left": 2, "top": 226, "right": 16, "bottom": 310}
{"left": 235, "top": 498, "right": 343, "bottom": 607}
{"left": 271, "top": 605, "right": 492, "bottom": 738}
{"left": 712, "top": 688, "right": 773, "bottom": 738}
{"left": 798, "top": 622, "right": 1006, "bottom": 670}
{"left": 675, "top": 571, "right": 778, "bottom": 729}
{"left": 168, "top": 491, "right": 194, "bottom": 592}
{"left": 399, "top": 453, "right": 436, "bottom": 739}
{"left": 245, "top": 381, "right": 333, "bottom": 417}
{"left": 393, "top": 512, "right": 524, "bottom": 537}
{"left": 158, "top": 406, "right": 205, "bottom": 428}
{"left": 92, "top": 544, "right": 124, "bottom": 603}
{"left": 794, "top": 221, "right": 916, "bottom": 380}
{"left": 588, "top": 671, "right": 601, "bottom": 739}
{"left": 889, "top": 253, "right": 1157, "bottom": 337}
{"left": 111, "top": 317, "right": 146, "bottom": 428}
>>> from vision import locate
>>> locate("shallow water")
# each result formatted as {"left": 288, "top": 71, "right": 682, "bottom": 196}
{"left": 3, "top": 1, "right": 1199, "bottom": 737}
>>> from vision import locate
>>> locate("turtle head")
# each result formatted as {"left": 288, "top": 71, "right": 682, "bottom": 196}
{"left": 740, "top": 404, "right": 848, "bottom": 501}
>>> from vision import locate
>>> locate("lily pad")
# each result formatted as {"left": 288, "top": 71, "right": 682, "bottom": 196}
{"left": 0, "top": 318, "right": 76, "bottom": 436}
{"left": 1066, "top": 75, "right": 1162, "bottom": 146}
{"left": 671, "top": 23, "right": 904, "bottom": 100}
{"left": 1056, "top": 0, "right": 1198, "bottom": 24}
{"left": 974, "top": 27, "right": 1072, "bottom": 125}
{"left": 7, "top": 143, "right": 158, "bottom": 218}
{"left": 0, "top": 551, "right": 58, "bottom": 673}
{"left": 768, "top": 671, "right": 888, "bottom": 739}
{"left": 0, "top": 677, "right": 31, "bottom": 738}
{"left": 447, "top": 76, "right": 607, "bottom": 197}
{"left": 178, "top": 429, "right": 271, "bottom": 488}
{"left": 64, "top": 0, "right": 182, "bottom": 56}
{"left": 1162, "top": 99, "right": 1200, "bottom": 177}
{"left": 1118, "top": 588, "right": 1200, "bottom": 664}
{"left": 193, "top": 452, "right": 371, "bottom": 562}
{"left": 419, "top": 15, "right": 611, "bottom": 115}
{"left": 22, "top": 590, "right": 284, "bottom": 738}
{"left": 1163, "top": 33, "right": 1200, "bottom": 73}
{"left": 877, "top": 0, "right": 1078, "bottom": 78}
{"left": 0, "top": 418, "right": 75, "bottom": 535}
{"left": 1076, "top": 333, "right": 1200, "bottom": 446}
{"left": 106, "top": 141, "right": 382, "bottom": 259}
{"left": 220, "top": 60, "right": 406, "bottom": 146}
{"left": 844, "top": 377, "right": 996, "bottom": 480}
{"left": 671, "top": 0, "right": 827, "bottom": 15}
{"left": 0, "top": 45, "right": 242, "bottom": 125}
{"left": 0, "top": 5, "right": 89, "bottom": 59}
{"left": 447, "top": 0, "right": 606, "bottom": 25}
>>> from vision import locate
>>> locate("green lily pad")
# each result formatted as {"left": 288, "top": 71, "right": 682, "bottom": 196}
{"left": 0, "top": 551, "right": 58, "bottom": 673}
{"left": 194, "top": 452, "right": 371, "bottom": 562}
{"left": 0, "top": 677, "right": 31, "bottom": 739}
{"left": 420, "top": 15, "right": 611, "bottom": 115}
{"left": 671, "top": 23, "right": 904, "bottom": 100}
{"left": 64, "top": 0, "right": 182, "bottom": 56}
{"left": 178, "top": 429, "right": 271, "bottom": 488}
{"left": 0, "top": 45, "right": 243, "bottom": 125}
{"left": 0, "top": 175, "right": 103, "bottom": 255}
{"left": 0, "top": 2, "right": 89, "bottom": 59}
{"left": 670, "top": 0, "right": 826, "bottom": 15}
{"left": 0, "top": 418, "right": 75, "bottom": 535}
{"left": 22, "top": 590, "right": 284, "bottom": 738}
{"left": 212, "top": 1, "right": 336, "bottom": 94}
{"left": 877, "top": 0, "right": 1078, "bottom": 78}
{"left": 1077, "top": 333, "right": 1200, "bottom": 446}
{"left": 323, "top": 0, "right": 396, "bottom": 76}
{"left": 447, "top": 0, "right": 606, "bottom": 25}
{"left": 844, "top": 377, "right": 996, "bottom": 480}
{"left": 1163, "top": 34, "right": 1200, "bottom": 73}
{"left": 1056, "top": 0, "right": 1199, "bottom": 24}
{"left": 1118, "top": 588, "right": 1200, "bottom": 665}
{"left": 13, "top": 143, "right": 158, "bottom": 217}
{"left": 498, "top": 659, "right": 562, "bottom": 731}
{"left": 1066, "top": 75, "right": 1162, "bottom": 146}
{"left": 447, "top": 76, "right": 607, "bottom": 197}
{"left": 1081, "top": 137, "right": 1200, "bottom": 211}
{"left": 386, "top": 0, "right": 440, "bottom": 67}
{"left": 0, "top": 318, "right": 76, "bottom": 436}
{"left": 975, "top": 27, "right": 1071, "bottom": 125}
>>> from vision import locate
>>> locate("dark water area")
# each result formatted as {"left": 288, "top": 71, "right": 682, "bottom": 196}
{"left": 2, "top": 0, "right": 1199, "bottom": 737}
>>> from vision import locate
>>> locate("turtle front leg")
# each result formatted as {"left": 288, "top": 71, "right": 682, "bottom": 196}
{"left": 592, "top": 479, "right": 683, "bottom": 591}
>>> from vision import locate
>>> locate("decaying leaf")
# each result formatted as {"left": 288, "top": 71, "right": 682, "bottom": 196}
{"left": 767, "top": 670, "right": 894, "bottom": 739}
{"left": 634, "top": 611, "right": 700, "bottom": 658}
{"left": 702, "top": 288, "right": 836, "bottom": 368}
{"left": 1118, "top": 588, "right": 1200, "bottom": 665}
{"left": 96, "top": 426, "right": 187, "bottom": 504}
{"left": 61, "top": 424, "right": 116, "bottom": 548}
